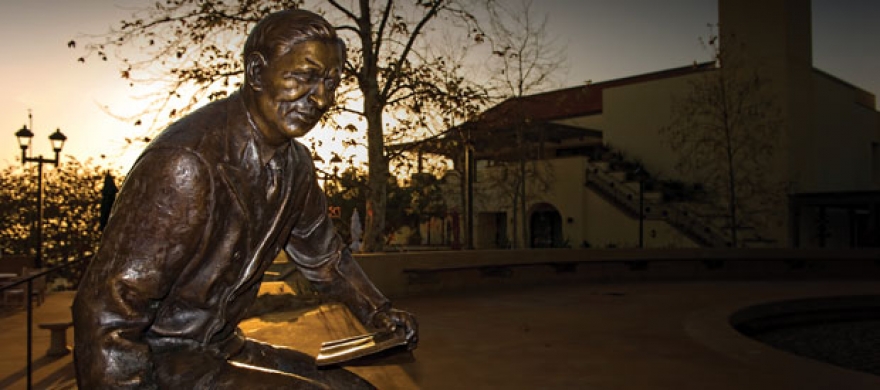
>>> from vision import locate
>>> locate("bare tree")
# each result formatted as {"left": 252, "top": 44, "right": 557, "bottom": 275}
{"left": 486, "top": 0, "right": 565, "bottom": 99}
{"left": 70, "top": 0, "right": 490, "bottom": 252}
{"left": 475, "top": 157, "right": 554, "bottom": 248}
{"left": 481, "top": 0, "right": 565, "bottom": 247}
{"left": 660, "top": 31, "right": 783, "bottom": 246}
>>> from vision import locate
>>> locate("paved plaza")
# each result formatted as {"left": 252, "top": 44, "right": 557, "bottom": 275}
{"left": 2, "top": 278, "right": 880, "bottom": 389}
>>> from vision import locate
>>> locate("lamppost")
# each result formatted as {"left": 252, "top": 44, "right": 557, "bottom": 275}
{"left": 329, "top": 154, "right": 342, "bottom": 190}
{"left": 463, "top": 127, "right": 475, "bottom": 250}
{"left": 633, "top": 166, "right": 645, "bottom": 248}
{"left": 15, "top": 119, "right": 67, "bottom": 269}
{"left": 312, "top": 153, "right": 343, "bottom": 194}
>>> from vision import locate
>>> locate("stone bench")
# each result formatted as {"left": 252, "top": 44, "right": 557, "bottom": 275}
{"left": 38, "top": 321, "right": 73, "bottom": 357}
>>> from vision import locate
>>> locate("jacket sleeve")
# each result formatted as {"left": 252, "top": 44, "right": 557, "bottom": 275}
{"left": 72, "top": 147, "right": 211, "bottom": 389}
{"left": 284, "top": 148, "right": 390, "bottom": 325}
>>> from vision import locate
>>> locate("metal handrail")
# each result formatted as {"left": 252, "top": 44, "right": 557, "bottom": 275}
{"left": 585, "top": 160, "right": 733, "bottom": 247}
{"left": 0, "top": 256, "right": 90, "bottom": 390}
{"left": 585, "top": 158, "right": 779, "bottom": 248}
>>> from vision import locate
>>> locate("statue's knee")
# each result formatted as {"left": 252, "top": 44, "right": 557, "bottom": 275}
{"left": 213, "top": 361, "right": 329, "bottom": 390}
{"left": 234, "top": 339, "right": 316, "bottom": 373}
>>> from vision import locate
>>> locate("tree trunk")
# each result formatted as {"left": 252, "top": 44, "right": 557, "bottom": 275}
{"left": 357, "top": 0, "right": 388, "bottom": 253}
{"left": 719, "top": 72, "right": 739, "bottom": 248}
{"left": 511, "top": 185, "right": 519, "bottom": 248}
{"left": 519, "top": 146, "right": 527, "bottom": 248}
{"left": 362, "top": 94, "right": 388, "bottom": 252}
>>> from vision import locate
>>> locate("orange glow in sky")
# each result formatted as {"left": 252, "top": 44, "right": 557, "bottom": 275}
{"left": 1, "top": 0, "right": 877, "bottom": 174}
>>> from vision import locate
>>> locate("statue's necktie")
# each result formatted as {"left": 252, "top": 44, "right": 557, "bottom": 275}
{"left": 266, "top": 157, "right": 281, "bottom": 202}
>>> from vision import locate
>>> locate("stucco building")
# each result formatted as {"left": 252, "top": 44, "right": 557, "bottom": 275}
{"left": 411, "top": 0, "right": 880, "bottom": 249}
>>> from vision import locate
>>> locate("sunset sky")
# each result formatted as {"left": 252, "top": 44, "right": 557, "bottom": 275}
{"left": 0, "top": 0, "right": 877, "bottom": 172}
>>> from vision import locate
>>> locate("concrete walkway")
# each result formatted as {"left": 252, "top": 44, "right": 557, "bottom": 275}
{"left": 390, "top": 281, "right": 880, "bottom": 389}
{"left": 2, "top": 281, "right": 880, "bottom": 389}
{"left": 0, "top": 291, "right": 76, "bottom": 390}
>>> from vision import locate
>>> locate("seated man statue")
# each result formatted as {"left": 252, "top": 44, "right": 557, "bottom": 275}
{"left": 72, "top": 9, "right": 417, "bottom": 389}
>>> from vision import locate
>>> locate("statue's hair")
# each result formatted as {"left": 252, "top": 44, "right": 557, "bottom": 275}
{"left": 243, "top": 9, "right": 346, "bottom": 62}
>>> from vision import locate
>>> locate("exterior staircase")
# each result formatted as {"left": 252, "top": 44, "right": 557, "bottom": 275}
{"left": 584, "top": 157, "right": 774, "bottom": 248}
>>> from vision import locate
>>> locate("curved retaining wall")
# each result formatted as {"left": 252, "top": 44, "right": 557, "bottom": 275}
{"left": 355, "top": 248, "right": 880, "bottom": 298}
{"left": 731, "top": 295, "right": 880, "bottom": 376}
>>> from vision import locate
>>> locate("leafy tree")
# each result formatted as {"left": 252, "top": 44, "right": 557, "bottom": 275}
{"left": 322, "top": 166, "right": 367, "bottom": 243}
{"left": 402, "top": 172, "right": 447, "bottom": 244}
{"left": 71, "top": 0, "right": 490, "bottom": 252}
{"left": 660, "top": 31, "right": 783, "bottom": 246}
{"left": 323, "top": 167, "right": 447, "bottom": 247}
{"left": 0, "top": 158, "right": 119, "bottom": 286}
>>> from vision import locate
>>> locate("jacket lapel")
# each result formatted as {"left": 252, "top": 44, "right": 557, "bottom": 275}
{"left": 217, "top": 94, "right": 265, "bottom": 227}
{"left": 215, "top": 94, "right": 297, "bottom": 289}
{"left": 217, "top": 164, "right": 255, "bottom": 226}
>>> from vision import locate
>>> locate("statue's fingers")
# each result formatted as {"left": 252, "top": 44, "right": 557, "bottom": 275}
{"left": 372, "top": 311, "right": 396, "bottom": 331}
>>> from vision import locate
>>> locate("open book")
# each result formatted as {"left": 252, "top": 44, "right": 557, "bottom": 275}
{"left": 316, "top": 328, "right": 410, "bottom": 366}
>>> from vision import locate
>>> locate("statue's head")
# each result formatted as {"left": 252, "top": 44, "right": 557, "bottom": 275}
{"left": 243, "top": 9, "right": 346, "bottom": 143}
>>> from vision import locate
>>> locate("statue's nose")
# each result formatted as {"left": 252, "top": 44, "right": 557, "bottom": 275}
{"left": 309, "top": 82, "right": 333, "bottom": 110}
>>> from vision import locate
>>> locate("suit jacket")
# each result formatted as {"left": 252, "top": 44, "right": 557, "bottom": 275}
{"left": 72, "top": 92, "right": 388, "bottom": 389}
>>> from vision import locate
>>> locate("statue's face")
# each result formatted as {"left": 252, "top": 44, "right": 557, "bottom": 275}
{"left": 251, "top": 40, "right": 342, "bottom": 142}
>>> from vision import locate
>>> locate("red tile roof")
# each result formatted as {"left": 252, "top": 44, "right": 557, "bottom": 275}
{"left": 472, "top": 62, "right": 715, "bottom": 131}
{"left": 387, "top": 62, "right": 715, "bottom": 156}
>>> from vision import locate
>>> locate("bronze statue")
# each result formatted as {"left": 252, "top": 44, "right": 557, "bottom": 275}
{"left": 72, "top": 9, "right": 417, "bottom": 389}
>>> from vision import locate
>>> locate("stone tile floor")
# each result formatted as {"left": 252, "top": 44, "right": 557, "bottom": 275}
{"left": 2, "top": 280, "right": 880, "bottom": 389}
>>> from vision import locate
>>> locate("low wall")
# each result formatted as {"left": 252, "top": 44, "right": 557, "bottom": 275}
{"left": 0, "top": 256, "right": 34, "bottom": 275}
{"left": 355, "top": 248, "right": 880, "bottom": 298}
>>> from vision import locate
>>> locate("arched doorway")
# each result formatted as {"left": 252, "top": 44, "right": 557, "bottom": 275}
{"left": 530, "top": 203, "right": 562, "bottom": 248}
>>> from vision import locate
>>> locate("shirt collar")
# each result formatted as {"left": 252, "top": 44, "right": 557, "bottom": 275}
{"left": 242, "top": 102, "right": 290, "bottom": 167}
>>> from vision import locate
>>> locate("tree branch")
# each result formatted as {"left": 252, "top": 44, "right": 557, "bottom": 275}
{"left": 380, "top": 0, "right": 444, "bottom": 99}
{"left": 326, "top": 0, "right": 359, "bottom": 22}
{"left": 374, "top": 0, "right": 395, "bottom": 56}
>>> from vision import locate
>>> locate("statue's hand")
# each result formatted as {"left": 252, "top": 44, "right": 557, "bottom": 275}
{"left": 372, "top": 308, "right": 419, "bottom": 350}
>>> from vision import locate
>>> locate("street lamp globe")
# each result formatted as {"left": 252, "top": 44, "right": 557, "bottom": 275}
{"left": 49, "top": 128, "right": 67, "bottom": 154}
{"left": 15, "top": 124, "right": 34, "bottom": 153}
{"left": 12, "top": 118, "right": 69, "bottom": 269}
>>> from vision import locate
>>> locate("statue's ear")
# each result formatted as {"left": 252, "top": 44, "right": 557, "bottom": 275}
{"left": 245, "top": 52, "right": 268, "bottom": 91}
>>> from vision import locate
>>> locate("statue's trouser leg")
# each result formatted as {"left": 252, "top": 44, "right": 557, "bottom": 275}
{"left": 154, "top": 347, "right": 328, "bottom": 389}
{"left": 231, "top": 339, "right": 377, "bottom": 390}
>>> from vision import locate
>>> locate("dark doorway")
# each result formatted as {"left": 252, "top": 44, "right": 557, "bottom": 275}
{"left": 530, "top": 203, "right": 562, "bottom": 248}
{"left": 477, "top": 212, "right": 509, "bottom": 248}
